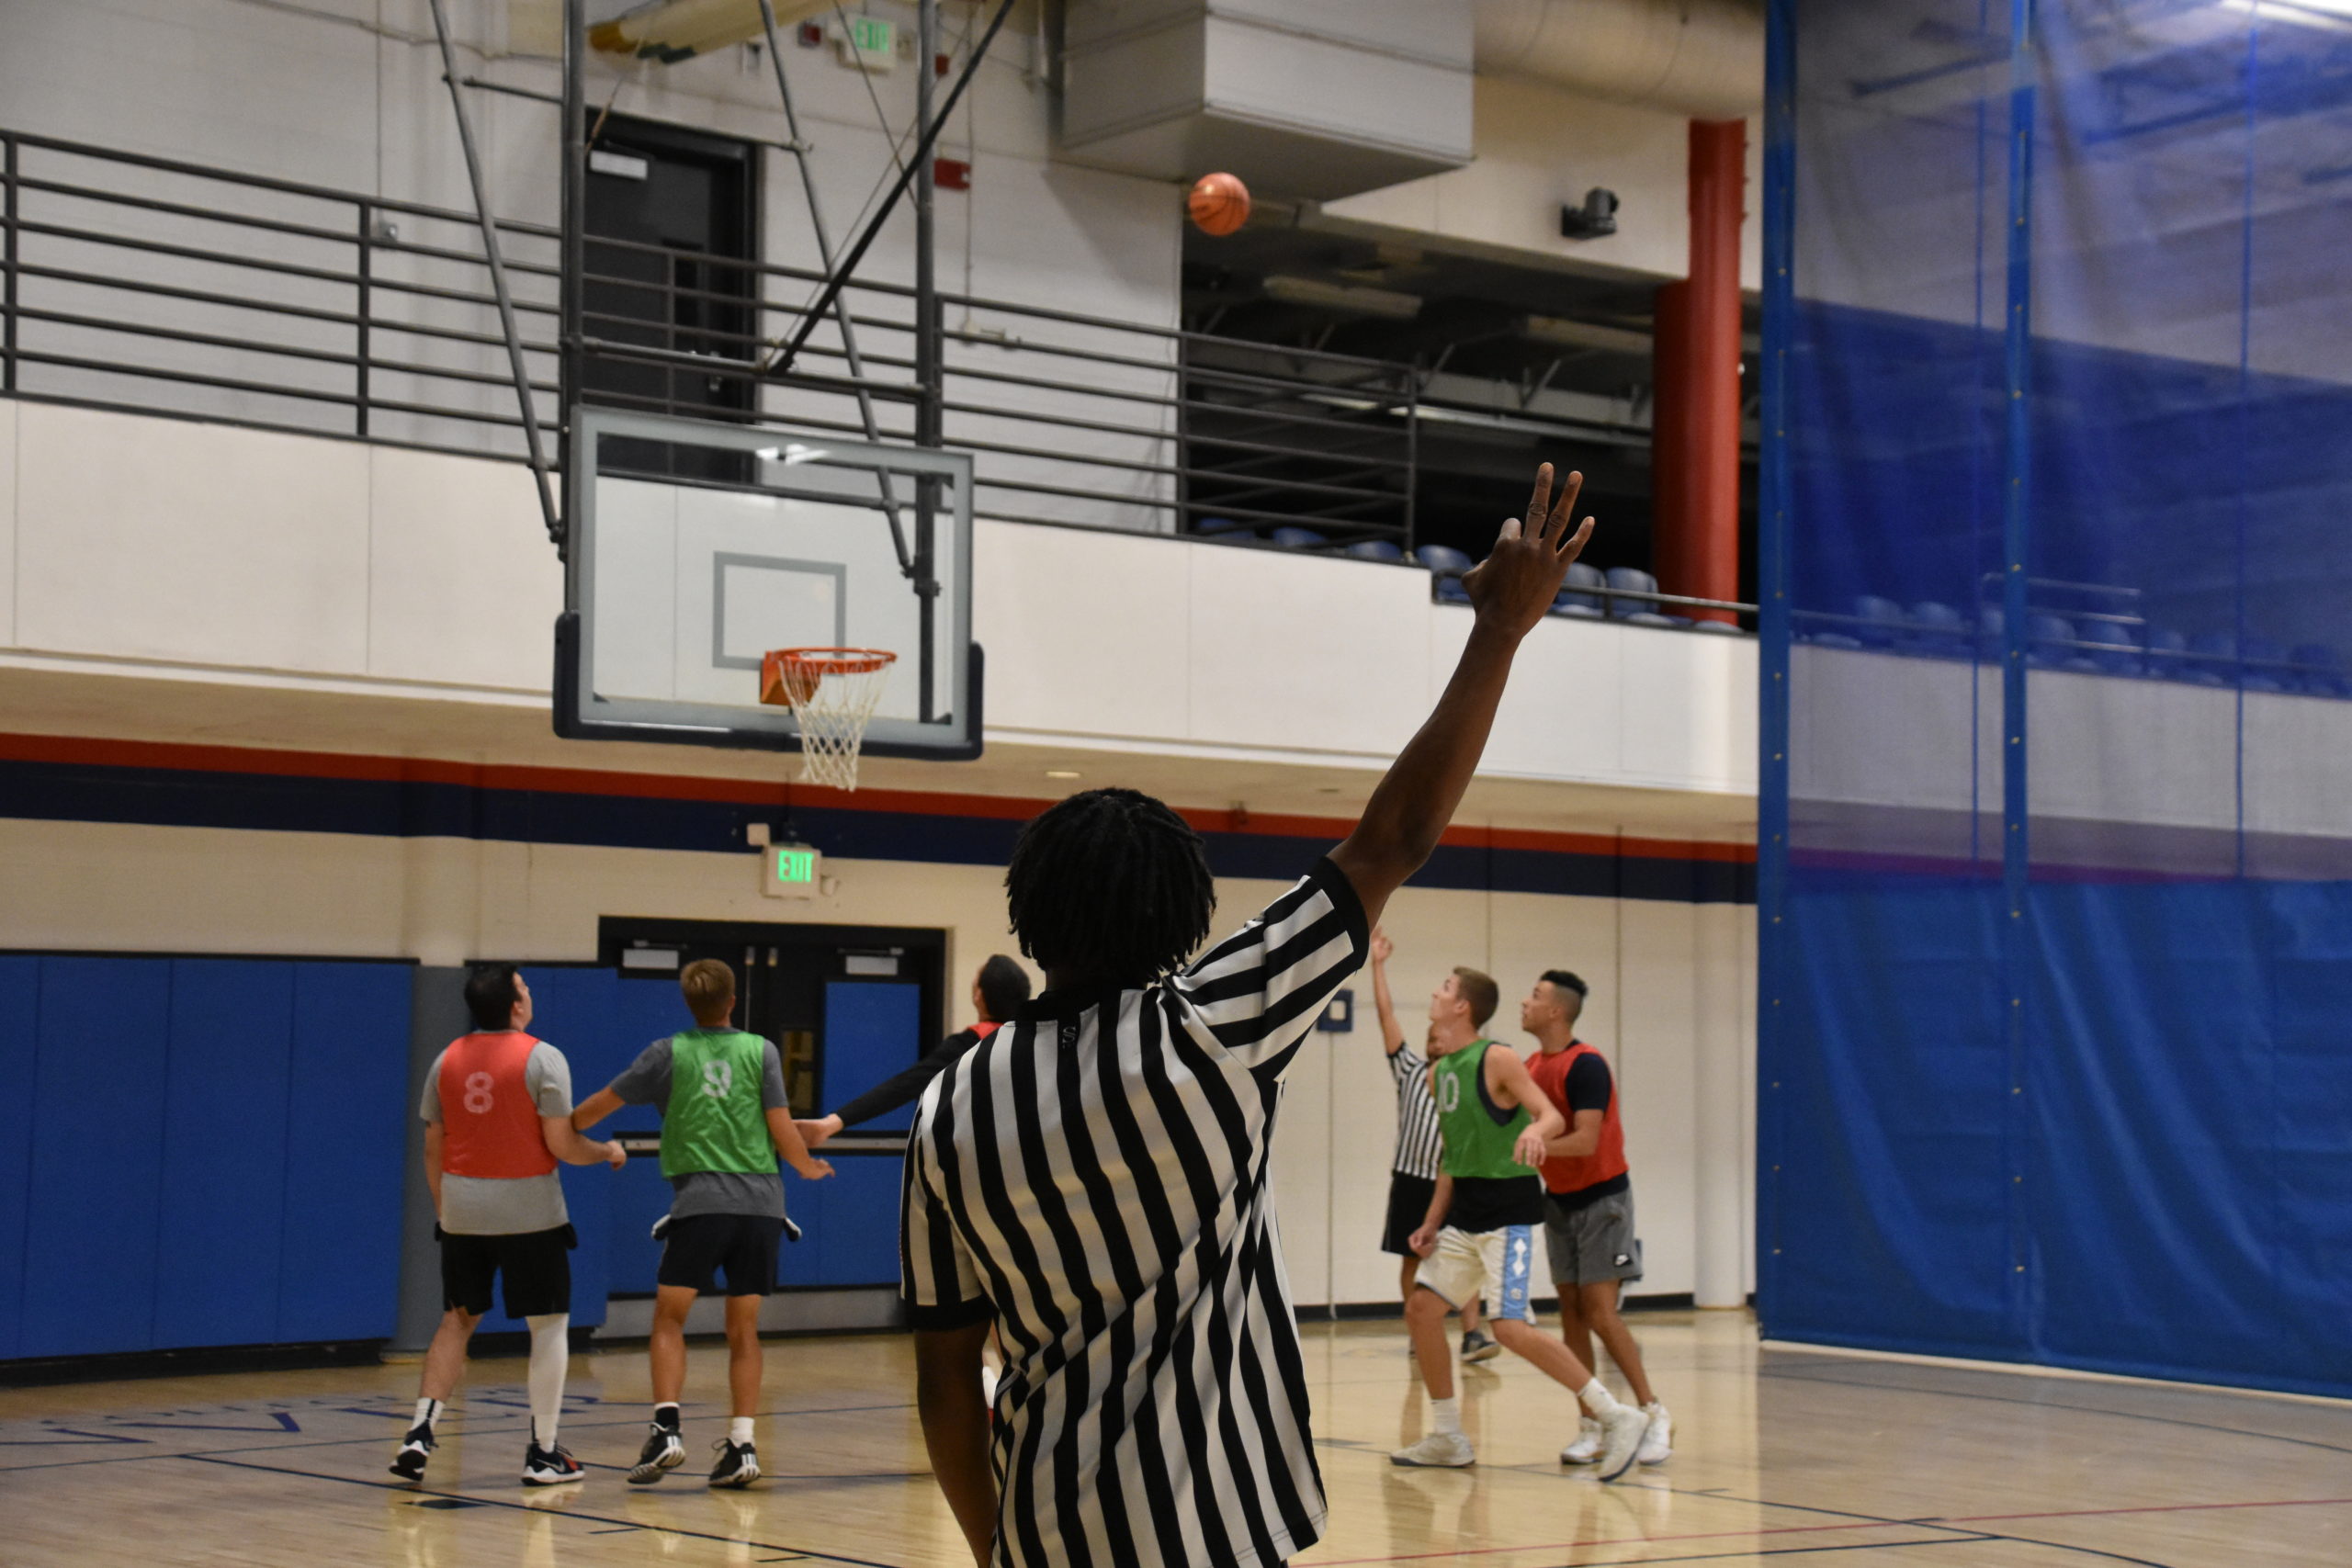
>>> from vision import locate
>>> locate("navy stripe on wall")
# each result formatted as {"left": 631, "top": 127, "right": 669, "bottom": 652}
{"left": 0, "top": 754, "right": 1755, "bottom": 905}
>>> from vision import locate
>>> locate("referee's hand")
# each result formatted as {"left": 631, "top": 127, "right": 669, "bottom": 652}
{"left": 1461, "top": 463, "right": 1595, "bottom": 638}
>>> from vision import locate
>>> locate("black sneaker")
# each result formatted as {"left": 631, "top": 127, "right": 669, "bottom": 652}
{"left": 707, "top": 1438, "right": 760, "bottom": 1489}
{"left": 628, "top": 1422, "right": 685, "bottom": 1484}
{"left": 388, "top": 1422, "right": 435, "bottom": 1482}
{"left": 521, "top": 1440, "right": 585, "bottom": 1486}
{"left": 1460, "top": 1328, "right": 1502, "bottom": 1364}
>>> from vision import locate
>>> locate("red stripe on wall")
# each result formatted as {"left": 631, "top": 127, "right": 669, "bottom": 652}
{"left": 0, "top": 732, "right": 1757, "bottom": 863}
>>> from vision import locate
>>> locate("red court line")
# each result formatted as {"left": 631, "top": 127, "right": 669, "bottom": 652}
{"left": 1936, "top": 1495, "right": 2352, "bottom": 1525}
{"left": 1306, "top": 1517, "right": 1949, "bottom": 1566}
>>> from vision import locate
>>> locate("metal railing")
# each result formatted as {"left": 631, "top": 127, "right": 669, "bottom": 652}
{"left": 0, "top": 127, "right": 1408, "bottom": 546}
{"left": 0, "top": 126, "right": 1757, "bottom": 628}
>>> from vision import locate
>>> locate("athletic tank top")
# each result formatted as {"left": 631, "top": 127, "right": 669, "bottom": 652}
{"left": 661, "top": 1029, "right": 777, "bottom": 1179}
{"left": 1432, "top": 1040, "right": 1532, "bottom": 1181}
{"left": 438, "top": 1032, "right": 558, "bottom": 1179}
{"left": 1527, "top": 1041, "right": 1629, "bottom": 1196}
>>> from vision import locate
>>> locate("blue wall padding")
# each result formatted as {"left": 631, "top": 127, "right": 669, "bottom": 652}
{"left": 822, "top": 981, "right": 922, "bottom": 1132}
{"left": 0, "top": 958, "right": 40, "bottom": 1359}
{"left": 22, "top": 959, "right": 174, "bottom": 1357}
{"left": 155, "top": 961, "right": 293, "bottom": 1348}
{"left": 280, "top": 963, "right": 411, "bottom": 1340}
{"left": 788, "top": 1155, "right": 906, "bottom": 1288}
{"left": 1, "top": 954, "right": 412, "bottom": 1360}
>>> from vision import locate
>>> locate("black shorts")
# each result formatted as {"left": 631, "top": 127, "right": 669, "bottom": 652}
{"left": 1382, "top": 1172, "right": 1437, "bottom": 1258}
{"left": 658, "top": 1213, "right": 784, "bottom": 1297}
{"left": 440, "top": 1224, "right": 574, "bottom": 1318}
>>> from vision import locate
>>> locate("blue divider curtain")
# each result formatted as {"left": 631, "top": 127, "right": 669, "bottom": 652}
{"left": 1760, "top": 0, "right": 2352, "bottom": 1394}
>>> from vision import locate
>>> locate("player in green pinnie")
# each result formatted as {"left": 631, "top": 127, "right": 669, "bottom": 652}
{"left": 573, "top": 958, "right": 833, "bottom": 1487}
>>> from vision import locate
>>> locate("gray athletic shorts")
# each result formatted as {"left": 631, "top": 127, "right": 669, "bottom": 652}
{"left": 1544, "top": 1188, "right": 1643, "bottom": 1287}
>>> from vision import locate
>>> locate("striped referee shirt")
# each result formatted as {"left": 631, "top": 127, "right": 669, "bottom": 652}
{"left": 1386, "top": 1043, "right": 1442, "bottom": 1180}
{"left": 900, "top": 859, "right": 1369, "bottom": 1568}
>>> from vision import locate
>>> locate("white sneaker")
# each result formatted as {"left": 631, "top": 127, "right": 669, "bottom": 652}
{"left": 1595, "top": 1404, "right": 1649, "bottom": 1483}
{"left": 1389, "top": 1430, "right": 1476, "bottom": 1468}
{"left": 1637, "top": 1403, "right": 1673, "bottom": 1465}
{"left": 1559, "top": 1416, "right": 1602, "bottom": 1465}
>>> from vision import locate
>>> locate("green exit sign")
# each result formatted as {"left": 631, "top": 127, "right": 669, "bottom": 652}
{"left": 834, "top": 16, "right": 897, "bottom": 71}
{"left": 763, "top": 841, "right": 821, "bottom": 898}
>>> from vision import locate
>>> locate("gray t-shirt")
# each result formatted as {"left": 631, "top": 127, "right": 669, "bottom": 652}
{"left": 422, "top": 1040, "right": 574, "bottom": 1235}
{"left": 610, "top": 1035, "right": 790, "bottom": 1220}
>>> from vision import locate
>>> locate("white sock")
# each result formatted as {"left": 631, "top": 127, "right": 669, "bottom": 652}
{"left": 412, "top": 1396, "right": 442, "bottom": 1432}
{"left": 1578, "top": 1378, "right": 1623, "bottom": 1419}
{"left": 729, "top": 1416, "right": 755, "bottom": 1447}
{"left": 526, "top": 1314, "right": 570, "bottom": 1448}
{"left": 1430, "top": 1395, "right": 1462, "bottom": 1437}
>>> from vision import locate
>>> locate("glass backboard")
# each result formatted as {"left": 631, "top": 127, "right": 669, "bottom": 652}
{"left": 555, "top": 408, "right": 979, "bottom": 760}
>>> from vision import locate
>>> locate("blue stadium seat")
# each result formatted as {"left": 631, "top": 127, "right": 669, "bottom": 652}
{"left": 1607, "top": 567, "right": 1687, "bottom": 626}
{"left": 2291, "top": 642, "right": 2344, "bottom": 697}
{"left": 1690, "top": 617, "right": 1747, "bottom": 635}
{"left": 1904, "top": 600, "right": 1971, "bottom": 658}
{"left": 1558, "top": 561, "right": 1606, "bottom": 615}
{"left": 2075, "top": 619, "right": 2145, "bottom": 676}
{"left": 1271, "top": 525, "right": 1327, "bottom": 549}
{"left": 1852, "top": 594, "right": 1905, "bottom": 649}
{"left": 2030, "top": 614, "right": 2100, "bottom": 672}
{"left": 2241, "top": 636, "right": 2290, "bottom": 694}
{"left": 1344, "top": 538, "right": 1404, "bottom": 562}
{"left": 1417, "top": 544, "right": 1476, "bottom": 605}
{"left": 2185, "top": 631, "right": 2236, "bottom": 686}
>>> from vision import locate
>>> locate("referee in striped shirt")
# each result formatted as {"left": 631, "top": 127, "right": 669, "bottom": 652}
{"left": 900, "top": 464, "right": 1599, "bottom": 1568}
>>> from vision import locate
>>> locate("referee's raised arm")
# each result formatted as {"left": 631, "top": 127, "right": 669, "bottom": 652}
{"left": 1329, "top": 463, "right": 1596, "bottom": 928}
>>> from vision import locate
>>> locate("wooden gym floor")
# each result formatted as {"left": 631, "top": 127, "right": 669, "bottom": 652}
{"left": 4, "top": 1311, "right": 2346, "bottom": 1566}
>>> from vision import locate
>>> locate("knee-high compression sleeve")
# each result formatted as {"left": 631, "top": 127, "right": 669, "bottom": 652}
{"left": 525, "top": 1314, "right": 570, "bottom": 1449}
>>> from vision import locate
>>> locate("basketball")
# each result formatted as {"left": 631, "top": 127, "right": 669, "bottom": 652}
{"left": 1188, "top": 172, "right": 1250, "bottom": 237}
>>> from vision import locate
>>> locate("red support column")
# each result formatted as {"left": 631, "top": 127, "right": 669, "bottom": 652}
{"left": 1653, "top": 118, "right": 1747, "bottom": 625}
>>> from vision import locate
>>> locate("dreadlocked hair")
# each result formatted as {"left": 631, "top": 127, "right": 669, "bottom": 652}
{"left": 1005, "top": 787, "right": 1216, "bottom": 986}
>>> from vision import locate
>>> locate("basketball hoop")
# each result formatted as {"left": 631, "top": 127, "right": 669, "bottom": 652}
{"left": 759, "top": 648, "right": 898, "bottom": 792}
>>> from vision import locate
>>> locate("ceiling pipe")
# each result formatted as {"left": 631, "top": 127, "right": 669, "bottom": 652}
{"left": 1473, "top": 0, "right": 1764, "bottom": 120}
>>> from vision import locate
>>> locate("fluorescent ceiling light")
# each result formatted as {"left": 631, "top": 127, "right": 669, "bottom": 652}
{"left": 2221, "top": 0, "right": 2352, "bottom": 28}
{"left": 1521, "top": 315, "right": 1653, "bottom": 355}
{"left": 753, "top": 443, "right": 829, "bottom": 465}
{"left": 1261, "top": 275, "right": 1422, "bottom": 320}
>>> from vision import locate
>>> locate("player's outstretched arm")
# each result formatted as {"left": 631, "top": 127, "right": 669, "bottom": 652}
{"left": 571, "top": 1086, "right": 625, "bottom": 1131}
{"left": 540, "top": 1114, "right": 626, "bottom": 1169}
{"left": 1369, "top": 929, "right": 1407, "bottom": 1056}
{"left": 1329, "top": 464, "right": 1594, "bottom": 927}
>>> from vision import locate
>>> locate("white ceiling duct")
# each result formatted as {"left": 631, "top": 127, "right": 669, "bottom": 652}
{"left": 1474, "top": 0, "right": 1764, "bottom": 120}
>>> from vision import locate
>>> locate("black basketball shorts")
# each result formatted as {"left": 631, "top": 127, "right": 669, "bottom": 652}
{"left": 439, "top": 1224, "right": 576, "bottom": 1319}
{"left": 657, "top": 1213, "right": 785, "bottom": 1297}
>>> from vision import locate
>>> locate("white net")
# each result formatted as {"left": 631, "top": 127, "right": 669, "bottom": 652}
{"left": 765, "top": 649, "right": 897, "bottom": 792}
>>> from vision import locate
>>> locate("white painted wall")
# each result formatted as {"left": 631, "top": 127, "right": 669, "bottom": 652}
{"left": 0, "top": 811, "right": 1754, "bottom": 1305}
{"left": 0, "top": 0, "right": 1182, "bottom": 519}
{"left": 0, "top": 400, "right": 1760, "bottom": 796}
{"left": 1325, "top": 75, "right": 1765, "bottom": 291}
{"left": 1791, "top": 643, "right": 2352, "bottom": 845}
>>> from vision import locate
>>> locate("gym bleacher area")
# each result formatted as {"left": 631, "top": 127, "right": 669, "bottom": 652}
{"left": 1197, "top": 524, "right": 1749, "bottom": 630}
{"left": 0, "top": 125, "right": 1752, "bottom": 632}
{"left": 1799, "top": 588, "right": 2343, "bottom": 695}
